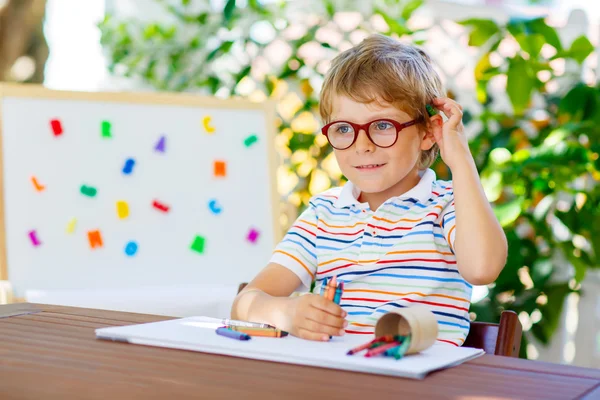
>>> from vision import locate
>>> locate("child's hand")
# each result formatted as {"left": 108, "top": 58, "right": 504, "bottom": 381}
{"left": 431, "top": 98, "right": 474, "bottom": 171}
{"left": 283, "top": 294, "right": 348, "bottom": 341}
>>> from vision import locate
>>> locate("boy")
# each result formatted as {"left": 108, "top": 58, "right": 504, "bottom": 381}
{"left": 232, "top": 34, "right": 507, "bottom": 346}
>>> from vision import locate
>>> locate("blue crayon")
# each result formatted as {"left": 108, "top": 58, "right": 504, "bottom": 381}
{"left": 333, "top": 281, "right": 344, "bottom": 304}
{"left": 216, "top": 327, "right": 251, "bottom": 341}
{"left": 320, "top": 277, "right": 329, "bottom": 296}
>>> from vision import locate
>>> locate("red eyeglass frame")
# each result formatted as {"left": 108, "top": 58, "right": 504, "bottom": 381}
{"left": 320, "top": 117, "right": 424, "bottom": 150}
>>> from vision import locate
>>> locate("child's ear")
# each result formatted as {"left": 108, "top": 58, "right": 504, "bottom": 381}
{"left": 420, "top": 114, "right": 442, "bottom": 151}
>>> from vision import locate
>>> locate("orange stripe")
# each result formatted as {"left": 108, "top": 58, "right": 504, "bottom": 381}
{"left": 298, "top": 219, "right": 317, "bottom": 228}
{"left": 387, "top": 249, "right": 454, "bottom": 257}
{"left": 318, "top": 257, "right": 377, "bottom": 267}
{"left": 273, "top": 250, "right": 314, "bottom": 279}
{"left": 320, "top": 219, "right": 366, "bottom": 229}
{"left": 447, "top": 225, "right": 456, "bottom": 251}
{"left": 342, "top": 288, "right": 468, "bottom": 303}
{"left": 349, "top": 322, "right": 374, "bottom": 327}
{"left": 372, "top": 215, "right": 421, "bottom": 224}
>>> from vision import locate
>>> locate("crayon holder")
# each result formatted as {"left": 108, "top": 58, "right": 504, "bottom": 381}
{"left": 374, "top": 307, "right": 438, "bottom": 355}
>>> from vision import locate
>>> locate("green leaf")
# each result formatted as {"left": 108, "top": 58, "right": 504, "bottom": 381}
{"left": 530, "top": 258, "right": 553, "bottom": 288}
{"left": 206, "top": 40, "right": 234, "bottom": 62}
{"left": 182, "top": 0, "right": 191, "bottom": 5}
{"left": 224, "top": 0, "right": 236, "bottom": 22}
{"left": 324, "top": 0, "right": 335, "bottom": 17}
{"left": 527, "top": 17, "right": 562, "bottom": 51}
{"left": 374, "top": 7, "right": 412, "bottom": 36}
{"left": 494, "top": 230, "right": 526, "bottom": 290}
{"left": 565, "top": 245, "right": 588, "bottom": 282}
{"left": 531, "top": 284, "right": 572, "bottom": 345}
{"left": 558, "top": 83, "right": 600, "bottom": 123}
{"left": 196, "top": 12, "right": 208, "bottom": 24}
{"left": 234, "top": 65, "right": 252, "bottom": 86}
{"left": 401, "top": 0, "right": 424, "bottom": 21}
{"left": 506, "top": 56, "right": 535, "bottom": 115}
{"left": 514, "top": 33, "right": 545, "bottom": 58}
{"left": 206, "top": 76, "right": 220, "bottom": 94}
{"left": 459, "top": 18, "right": 500, "bottom": 46}
{"left": 493, "top": 197, "right": 524, "bottom": 227}
{"left": 568, "top": 36, "right": 594, "bottom": 64}
{"left": 289, "top": 132, "right": 316, "bottom": 152}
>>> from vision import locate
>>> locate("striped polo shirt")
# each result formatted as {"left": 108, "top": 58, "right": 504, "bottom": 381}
{"left": 270, "top": 168, "right": 472, "bottom": 346}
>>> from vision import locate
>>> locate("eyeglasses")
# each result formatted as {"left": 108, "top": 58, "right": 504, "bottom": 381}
{"left": 320, "top": 118, "right": 423, "bottom": 150}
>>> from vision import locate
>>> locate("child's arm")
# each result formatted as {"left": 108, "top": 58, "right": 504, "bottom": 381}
{"left": 231, "top": 263, "right": 347, "bottom": 341}
{"left": 451, "top": 159, "right": 508, "bottom": 285}
{"left": 432, "top": 98, "right": 508, "bottom": 285}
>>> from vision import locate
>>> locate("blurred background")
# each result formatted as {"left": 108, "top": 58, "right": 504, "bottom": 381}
{"left": 1, "top": 0, "right": 599, "bottom": 368}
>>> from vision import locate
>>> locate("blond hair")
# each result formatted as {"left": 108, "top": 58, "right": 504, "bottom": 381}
{"left": 319, "top": 34, "right": 445, "bottom": 169}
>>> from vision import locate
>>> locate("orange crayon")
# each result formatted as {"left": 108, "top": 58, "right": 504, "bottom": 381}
{"left": 226, "top": 326, "right": 288, "bottom": 338}
{"left": 327, "top": 275, "right": 337, "bottom": 301}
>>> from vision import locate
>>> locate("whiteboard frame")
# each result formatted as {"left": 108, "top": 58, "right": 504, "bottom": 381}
{"left": 0, "top": 83, "right": 283, "bottom": 286}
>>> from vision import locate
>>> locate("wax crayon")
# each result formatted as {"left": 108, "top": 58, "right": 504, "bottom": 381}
{"left": 216, "top": 327, "right": 251, "bottom": 341}
{"left": 327, "top": 276, "right": 337, "bottom": 301}
{"left": 333, "top": 282, "right": 344, "bottom": 305}
{"left": 346, "top": 335, "right": 395, "bottom": 355}
{"left": 365, "top": 341, "right": 402, "bottom": 358}
{"left": 320, "top": 277, "right": 329, "bottom": 297}
{"left": 226, "top": 326, "right": 288, "bottom": 338}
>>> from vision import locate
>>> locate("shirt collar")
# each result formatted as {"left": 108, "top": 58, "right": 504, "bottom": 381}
{"left": 334, "top": 168, "right": 436, "bottom": 209}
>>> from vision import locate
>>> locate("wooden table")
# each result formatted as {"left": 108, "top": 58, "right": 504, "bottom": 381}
{"left": 0, "top": 303, "right": 598, "bottom": 400}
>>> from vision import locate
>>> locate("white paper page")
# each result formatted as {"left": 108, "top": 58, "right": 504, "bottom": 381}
{"left": 96, "top": 317, "right": 484, "bottom": 379}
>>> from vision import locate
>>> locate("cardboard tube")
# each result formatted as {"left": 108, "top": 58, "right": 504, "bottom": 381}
{"left": 374, "top": 307, "right": 438, "bottom": 355}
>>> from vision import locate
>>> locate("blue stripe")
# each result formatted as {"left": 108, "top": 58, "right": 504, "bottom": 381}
{"left": 445, "top": 215, "right": 456, "bottom": 224}
{"left": 280, "top": 238, "right": 316, "bottom": 259}
{"left": 363, "top": 231, "right": 446, "bottom": 240}
{"left": 311, "top": 199, "right": 362, "bottom": 215}
{"left": 317, "top": 235, "right": 362, "bottom": 245}
{"left": 434, "top": 311, "right": 471, "bottom": 323}
{"left": 389, "top": 203, "right": 411, "bottom": 210}
{"left": 329, "top": 264, "right": 460, "bottom": 278}
{"left": 316, "top": 243, "right": 362, "bottom": 251}
{"left": 361, "top": 241, "right": 395, "bottom": 247}
{"left": 438, "top": 320, "right": 470, "bottom": 329}
{"left": 285, "top": 231, "right": 315, "bottom": 248}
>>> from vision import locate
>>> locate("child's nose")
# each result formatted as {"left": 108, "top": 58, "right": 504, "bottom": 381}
{"left": 354, "top": 129, "right": 375, "bottom": 153}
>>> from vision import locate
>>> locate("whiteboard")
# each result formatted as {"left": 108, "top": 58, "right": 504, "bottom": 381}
{"left": 0, "top": 84, "right": 281, "bottom": 298}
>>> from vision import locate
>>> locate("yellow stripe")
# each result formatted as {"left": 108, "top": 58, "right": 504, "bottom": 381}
{"left": 318, "top": 257, "right": 377, "bottom": 267}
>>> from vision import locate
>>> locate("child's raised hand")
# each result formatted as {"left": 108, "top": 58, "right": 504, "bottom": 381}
{"left": 430, "top": 97, "right": 473, "bottom": 171}
{"left": 283, "top": 294, "right": 347, "bottom": 341}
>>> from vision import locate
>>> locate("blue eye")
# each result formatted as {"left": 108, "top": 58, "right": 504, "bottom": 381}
{"left": 336, "top": 124, "right": 353, "bottom": 134}
{"left": 374, "top": 121, "right": 393, "bottom": 131}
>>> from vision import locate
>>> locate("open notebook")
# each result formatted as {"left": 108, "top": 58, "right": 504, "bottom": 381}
{"left": 95, "top": 316, "right": 484, "bottom": 380}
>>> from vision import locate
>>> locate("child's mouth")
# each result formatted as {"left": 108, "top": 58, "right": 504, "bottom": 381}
{"left": 355, "top": 163, "right": 386, "bottom": 170}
